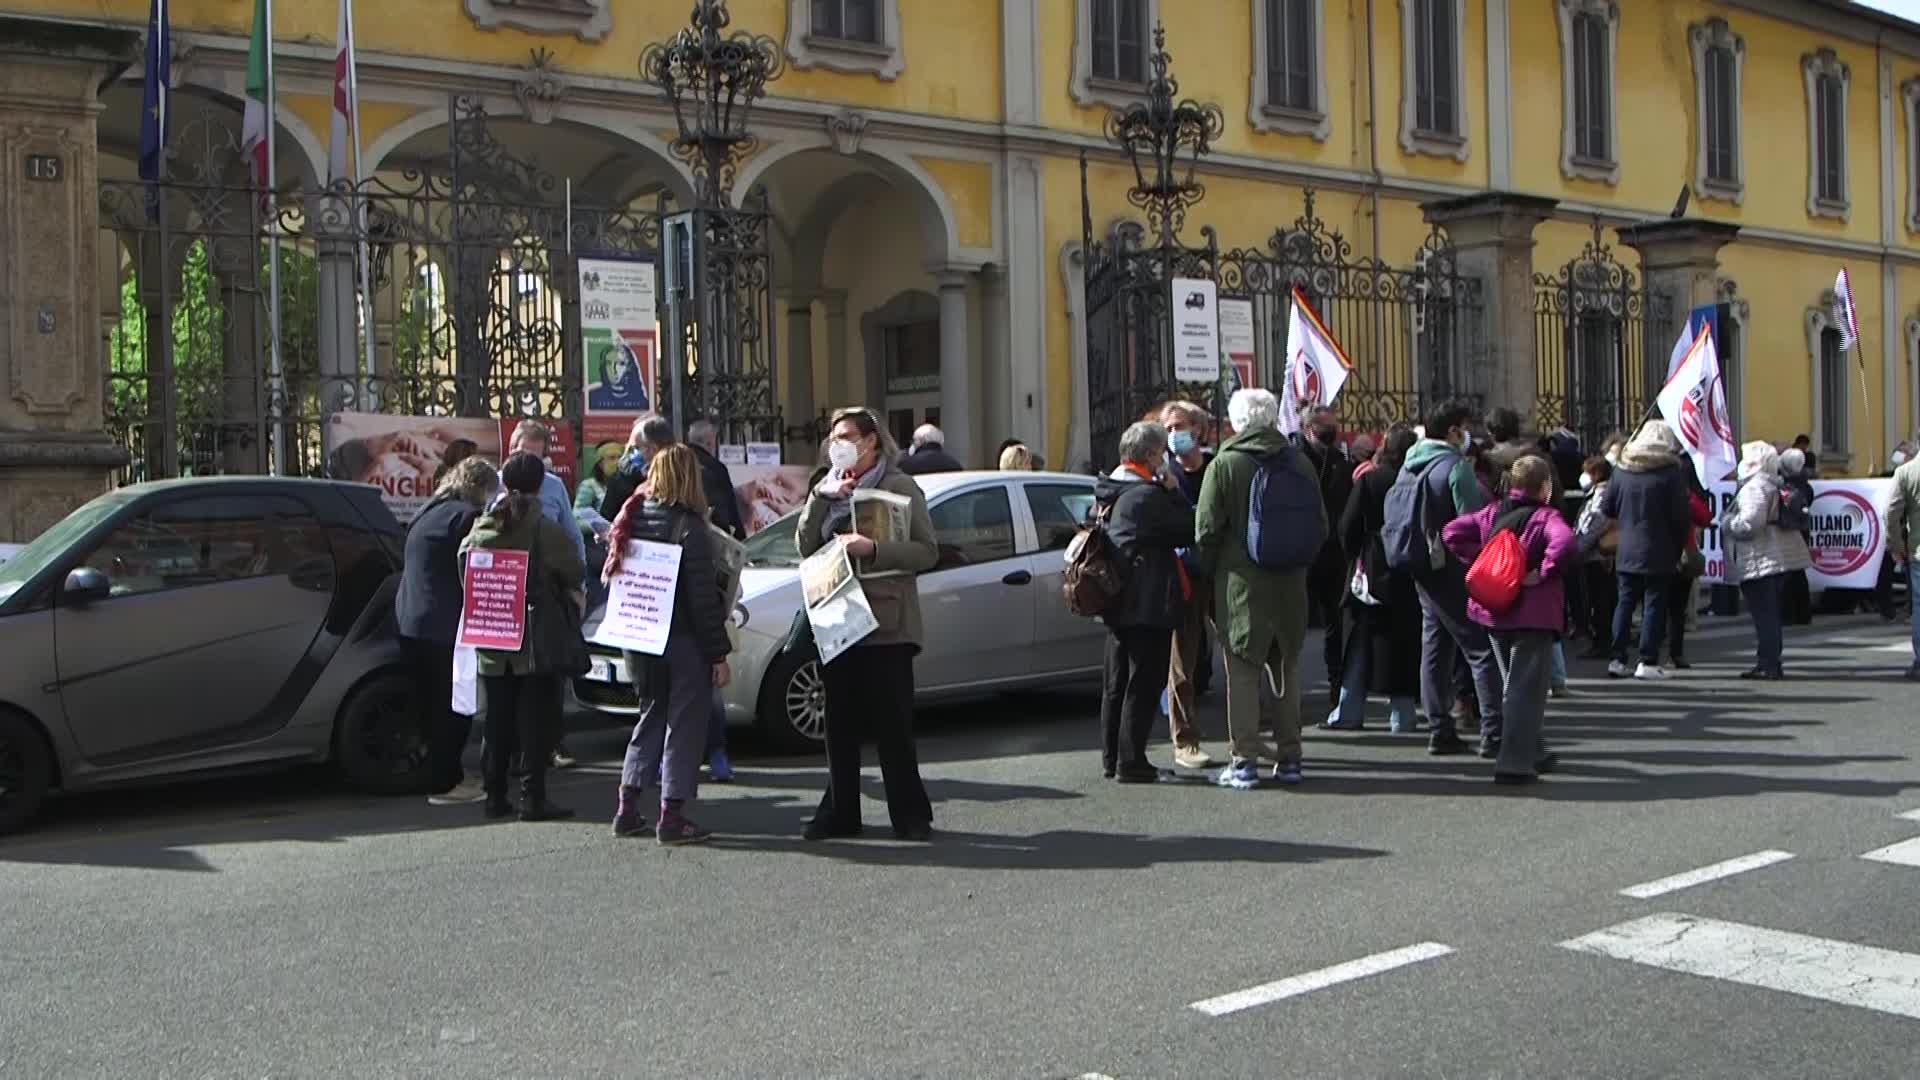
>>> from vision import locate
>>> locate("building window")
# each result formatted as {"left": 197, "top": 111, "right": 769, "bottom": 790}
{"left": 1249, "top": 0, "right": 1328, "bottom": 138}
{"left": 1556, "top": 0, "right": 1619, "bottom": 184}
{"left": 1071, "top": 0, "right": 1161, "bottom": 110}
{"left": 785, "top": 0, "right": 903, "bottom": 80}
{"left": 1807, "top": 297, "right": 1851, "bottom": 462}
{"left": 1903, "top": 79, "right": 1920, "bottom": 232}
{"left": 463, "top": 0, "right": 610, "bottom": 42}
{"left": 1802, "top": 47, "right": 1851, "bottom": 220}
{"left": 1398, "top": 0, "right": 1468, "bottom": 161}
{"left": 1091, "top": 0, "right": 1148, "bottom": 84}
{"left": 1691, "top": 18, "right": 1744, "bottom": 202}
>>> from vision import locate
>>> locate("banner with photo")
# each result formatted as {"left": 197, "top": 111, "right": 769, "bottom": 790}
{"left": 323, "top": 412, "right": 577, "bottom": 524}
{"left": 729, "top": 463, "right": 815, "bottom": 536}
{"left": 1696, "top": 478, "right": 1892, "bottom": 590}
{"left": 579, "top": 256, "right": 659, "bottom": 445}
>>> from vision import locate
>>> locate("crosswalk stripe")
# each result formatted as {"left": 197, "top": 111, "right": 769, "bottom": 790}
{"left": 1896, "top": 809, "right": 1920, "bottom": 823}
{"left": 1862, "top": 837, "right": 1920, "bottom": 867}
{"left": 1562, "top": 914, "right": 1920, "bottom": 1021}
{"left": 1617, "top": 850, "right": 1796, "bottom": 899}
{"left": 1188, "top": 943, "right": 1454, "bottom": 1017}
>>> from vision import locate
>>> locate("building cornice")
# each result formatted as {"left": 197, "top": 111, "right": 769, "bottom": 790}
{"left": 1717, "top": 0, "right": 1920, "bottom": 60}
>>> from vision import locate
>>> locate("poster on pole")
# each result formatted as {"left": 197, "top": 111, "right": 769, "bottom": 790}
{"left": 459, "top": 549, "right": 529, "bottom": 651}
{"left": 1218, "top": 296, "right": 1258, "bottom": 390}
{"left": 1170, "top": 278, "right": 1220, "bottom": 383}
{"left": 579, "top": 256, "right": 659, "bottom": 446}
{"left": 799, "top": 540, "right": 878, "bottom": 664}
{"left": 592, "top": 539, "right": 684, "bottom": 656}
{"left": 1696, "top": 478, "right": 1892, "bottom": 590}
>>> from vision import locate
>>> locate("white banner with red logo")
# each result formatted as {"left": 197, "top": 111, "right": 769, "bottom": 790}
{"left": 1278, "top": 288, "right": 1351, "bottom": 436}
{"left": 1696, "top": 478, "right": 1892, "bottom": 589}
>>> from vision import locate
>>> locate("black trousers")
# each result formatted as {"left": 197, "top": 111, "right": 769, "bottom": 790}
{"left": 1101, "top": 625, "right": 1173, "bottom": 773}
{"left": 479, "top": 672, "right": 560, "bottom": 803}
{"left": 815, "top": 644, "right": 931, "bottom": 832}
{"left": 1308, "top": 566, "right": 1345, "bottom": 690}
{"left": 1666, "top": 572, "right": 1699, "bottom": 662}
{"left": 403, "top": 636, "right": 468, "bottom": 792}
{"left": 1583, "top": 563, "right": 1617, "bottom": 647}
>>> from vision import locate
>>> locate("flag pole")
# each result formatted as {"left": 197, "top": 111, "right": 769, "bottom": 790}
{"left": 345, "top": 0, "right": 377, "bottom": 396}
{"left": 263, "top": 0, "right": 286, "bottom": 476}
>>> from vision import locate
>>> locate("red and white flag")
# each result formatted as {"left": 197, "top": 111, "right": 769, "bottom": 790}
{"left": 1833, "top": 268, "right": 1861, "bottom": 355}
{"left": 1278, "top": 288, "right": 1352, "bottom": 436}
{"left": 1656, "top": 323, "right": 1738, "bottom": 488}
{"left": 327, "top": 0, "right": 354, "bottom": 186}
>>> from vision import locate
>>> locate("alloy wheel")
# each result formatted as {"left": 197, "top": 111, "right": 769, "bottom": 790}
{"left": 783, "top": 660, "right": 827, "bottom": 743}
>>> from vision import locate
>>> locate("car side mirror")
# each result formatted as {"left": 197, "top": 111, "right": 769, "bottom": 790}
{"left": 62, "top": 567, "right": 111, "bottom": 604}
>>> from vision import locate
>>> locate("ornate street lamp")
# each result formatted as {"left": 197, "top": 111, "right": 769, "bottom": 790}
{"left": 1104, "top": 24, "right": 1225, "bottom": 246}
{"left": 640, "top": 1, "right": 785, "bottom": 208}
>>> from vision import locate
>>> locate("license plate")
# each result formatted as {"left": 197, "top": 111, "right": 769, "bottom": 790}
{"left": 588, "top": 656, "right": 624, "bottom": 684}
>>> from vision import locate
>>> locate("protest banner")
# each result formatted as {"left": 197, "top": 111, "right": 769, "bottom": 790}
{"left": 799, "top": 540, "right": 878, "bottom": 664}
{"left": 323, "top": 412, "right": 503, "bottom": 524}
{"left": 580, "top": 256, "right": 659, "bottom": 444}
{"left": 730, "top": 463, "right": 814, "bottom": 535}
{"left": 592, "top": 539, "right": 684, "bottom": 656}
{"left": 459, "top": 549, "right": 529, "bottom": 651}
{"left": 1696, "top": 478, "right": 1891, "bottom": 590}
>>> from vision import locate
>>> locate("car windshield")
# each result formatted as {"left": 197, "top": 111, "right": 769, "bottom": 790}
{"left": 742, "top": 510, "right": 802, "bottom": 569}
{"left": 0, "top": 492, "right": 132, "bottom": 606}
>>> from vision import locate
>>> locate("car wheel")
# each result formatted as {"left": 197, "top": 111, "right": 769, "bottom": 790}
{"left": 755, "top": 649, "right": 827, "bottom": 753}
{"left": 333, "top": 670, "right": 433, "bottom": 795}
{"left": 0, "top": 712, "right": 52, "bottom": 835}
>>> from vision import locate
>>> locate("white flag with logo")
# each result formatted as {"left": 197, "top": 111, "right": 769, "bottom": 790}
{"left": 1656, "top": 323, "right": 1738, "bottom": 488}
{"left": 1278, "top": 288, "right": 1352, "bottom": 435}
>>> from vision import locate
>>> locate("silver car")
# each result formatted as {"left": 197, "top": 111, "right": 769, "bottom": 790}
{"left": 573, "top": 471, "right": 1108, "bottom": 750}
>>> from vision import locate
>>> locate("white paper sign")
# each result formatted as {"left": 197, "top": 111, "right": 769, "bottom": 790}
{"left": 799, "top": 540, "right": 878, "bottom": 664}
{"left": 592, "top": 539, "right": 685, "bottom": 656}
{"left": 1170, "top": 278, "right": 1221, "bottom": 383}
{"left": 718, "top": 444, "right": 747, "bottom": 465}
{"left": 746, "top": 442, "right": 782, "bottom": 467}
{"left": 1219, "top": 297, "right": 1255, "bottom": 360}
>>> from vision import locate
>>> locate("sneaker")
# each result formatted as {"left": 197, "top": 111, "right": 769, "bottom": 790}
{"left": 1214, "top": 759, "right": 1260, "bottom": 790}
{"left": 1271, "top": 759, "right": 1303, "bottom": 785}
{"left": 1606, "top": 660, "right": 1629, "bottom": 678}
{"left": 1477, "top": 739, "right": 1501, "bottom": 760}
{"left": 657, "top": 818, "right": 713, "bottom": 846}
{"left": 550, "top": 748, "right": 578, "bottom": 770}
{"left": 427, "top": 777, "right": 487, "bottom": 806}
{"left": 1173, "top": 745, "right": 1217, "bottom": 770}
{"left": 1633, "top": 662, "right": 1669, "bottom": 681}
{"left": 1549, "top": 685, "right": 1571, "bottom": 699}
{"left": 707, "top": 750, "right": 735, "bottom": 784}
{"left": 1114, "top": 762, "right": 1164, "bottom": 784}
{"left": 1427, "top": 730, "right": 1469, "bottom": 756}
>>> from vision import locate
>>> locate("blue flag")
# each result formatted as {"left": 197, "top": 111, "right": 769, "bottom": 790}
{"left": 139, "top": 0, "right": 169, "bottom": 220}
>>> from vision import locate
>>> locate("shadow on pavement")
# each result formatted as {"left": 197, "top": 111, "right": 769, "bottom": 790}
{"left": 707, "top": 828, "right": 1387, "bottom": 871}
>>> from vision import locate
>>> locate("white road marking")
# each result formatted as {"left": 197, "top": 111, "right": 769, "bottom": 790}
{"left": 1896, "top": 808, "right": 1920, "bottom": 823}
{"left": 1862, "top": 837, "right": 1920, "bottom": 867}
{"left": 1562, "top": 914, "right": 1920, "bottom": 1021}
{"left": 1188, "top": 942, "right": 1454, "bottom": 1017}
{"left": 1618, "top": 850, "right": 1795, "bottom": 899}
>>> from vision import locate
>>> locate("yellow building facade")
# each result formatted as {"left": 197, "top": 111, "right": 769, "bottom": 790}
{"left": 4, "top": 0, "right": 1920, "bottom": 521}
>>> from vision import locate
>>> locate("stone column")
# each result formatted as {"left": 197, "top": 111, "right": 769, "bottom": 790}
{"left": 782, "top": 293, "right": 816, "bottom": 445}
{"left": 978, "top": 264, "right": 1009, "bottom": 457}
{"left": 820, "top": 290, "right": 851, "bottom": 406}
{"left": 313, "top": 200, "right": 362, "bottom": 416}
{"left": 0, "top": 20, "right": 140, "bottom": 540}
{"left": 1422, "top": 192, "right": 1559, "bottom": 421}
{"left": 936, "top": 271, "right": 974, "bottom": 468}
{"left": 1616, "top": 218, "right": 1742, "bottom": 333}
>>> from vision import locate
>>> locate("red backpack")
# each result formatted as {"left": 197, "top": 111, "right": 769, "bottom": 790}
{"left": 1465, "top": 504, "right": 1540, "bottom": 614}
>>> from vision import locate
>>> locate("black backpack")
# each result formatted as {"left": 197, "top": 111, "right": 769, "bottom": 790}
{"left": 1245, "top": 446, "right": 1326, "bottom": 571}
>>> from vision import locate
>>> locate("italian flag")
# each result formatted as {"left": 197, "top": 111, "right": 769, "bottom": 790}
{"left": 241, "top": 0, "right": 271, "bottom": 195}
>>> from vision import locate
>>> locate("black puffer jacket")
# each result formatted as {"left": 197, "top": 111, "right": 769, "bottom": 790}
{"left": 1094, "top": 471, "right": 1194, "bottom": 631}
{"left": 610, "top": 498, "right": 732, "bottom": 663}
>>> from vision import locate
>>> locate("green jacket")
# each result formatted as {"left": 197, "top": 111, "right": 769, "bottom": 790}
{"left": 1404, "top": 437, "right": 1488, "bottom": 517}
{"left": 1886, "top": 458, "right": 1920, "bottom": 560}
{"left": 457, "top": 498, "right": 586, "bottom": 678}
{"left": 1194, "top": 426, "right": 1323, "bottom": 661}
{"left": 796, "top": 461, "right": 939, "bottom": 651}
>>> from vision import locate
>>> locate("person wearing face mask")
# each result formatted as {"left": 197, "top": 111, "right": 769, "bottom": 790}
{"left": 1296, "top": 405, "right": 1355, "bottom": 707}
{"left": 1092, "top": 421, "right": 1195, "bottom": 782}
{"left": 1395, "top": 401, "right": 1501, "bottom": 757}
{"left": 795, "top": 408, "right": 940, "bottom": 841}
{"left": 1159, "top": 400, "right": 1220, "bottom": 769}
{"left": 598, "top": 414, "right": 676, "bottom": 523}
{"left": 508, "top": 420, "right": 588, "bottom": 770}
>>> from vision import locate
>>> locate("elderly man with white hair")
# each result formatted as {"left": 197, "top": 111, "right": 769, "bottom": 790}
{"left": 1194, "top": 388, "right": 1325, "bottom": 789}
{"left": 899, "top": 423, "right": 964, "bottom": 475}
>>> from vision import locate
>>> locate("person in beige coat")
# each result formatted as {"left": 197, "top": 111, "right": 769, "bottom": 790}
{"left": 795, "top": 407, "right": 940, "bottom": 841}
{"left": 1724, "top": 441, "right": 1812, "bottom": 680}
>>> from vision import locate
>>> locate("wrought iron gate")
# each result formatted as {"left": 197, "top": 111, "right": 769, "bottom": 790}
{"left": 1533, "top": 222, "right": 1675, "bottom": 451}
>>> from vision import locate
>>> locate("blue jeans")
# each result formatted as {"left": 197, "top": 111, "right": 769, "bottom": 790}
{"left": 1612, "top": 572, "right": 1670, "bottom": 665}
{"left": 1549, "top": 640, "right": 1568, "bottom": 690}
{"left": 707, "top": 688, "right": 728, "bottom": 757}
{"left": 1741, "top": 574, "right": 1785, "bottom": 673}
{"left": 1326, "top": 626, "right": 1418, "bottom": 731}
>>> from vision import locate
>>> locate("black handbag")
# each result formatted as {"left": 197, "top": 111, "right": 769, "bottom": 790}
{"left": 528, "top": 525, "right": 592, "bottom": 677}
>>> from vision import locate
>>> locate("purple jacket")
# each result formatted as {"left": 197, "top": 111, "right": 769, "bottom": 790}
{"left": 1441, "top": 496, "right": 1578, "bottom": 632}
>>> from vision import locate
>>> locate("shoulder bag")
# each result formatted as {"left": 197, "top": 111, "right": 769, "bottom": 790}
{"left": 528, "top": 524, "right": 592, "bottom": 677}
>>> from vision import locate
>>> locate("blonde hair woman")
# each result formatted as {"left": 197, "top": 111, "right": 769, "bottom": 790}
{"left": 998, "top": 443, "right": 1035, "bottom": 471}
{"left": 604, "top": 445, "right": 734, "bottom": 845}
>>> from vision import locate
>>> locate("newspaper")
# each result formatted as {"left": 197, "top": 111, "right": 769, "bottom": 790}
{"left": 708, "top": 521, "right": 747, "bottom": 611}
{"left": 851, "top": 488, "right": 912, "bottom": 577}
{"left": 799, "top": 538, "right": 878, "bottom": 664}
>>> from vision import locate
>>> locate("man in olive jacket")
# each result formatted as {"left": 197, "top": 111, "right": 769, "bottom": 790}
{"left": 1883, "top": 453, "right": 1920, "bottom": 676}
{"left": 1195, "top": 389, "right": 1325, "bottom": 788}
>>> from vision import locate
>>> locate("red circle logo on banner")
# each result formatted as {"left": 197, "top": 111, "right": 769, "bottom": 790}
{"left": 1678, "top": 395, "right": 1704, "bottom": 449}
{"left": 1706, "top": 374, "right": 1734, "bottom": 445}
{"left": 1806, "top": 490, "right": 1880, "bottom": 577}
{"left": 1293, "top": 353, "right": 1320, "bottom": 404}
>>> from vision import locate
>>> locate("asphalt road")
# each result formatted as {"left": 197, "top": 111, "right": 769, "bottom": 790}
{"left": 4, "top": 614, "right": 1920, "bottom": 1079}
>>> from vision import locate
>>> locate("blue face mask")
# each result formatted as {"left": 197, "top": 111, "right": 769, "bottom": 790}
{"left": 1169, "top": 430, "right": 1197, "bottom": 456}
{"left": 622, "top": 449, "right": 647, "bottom": 474}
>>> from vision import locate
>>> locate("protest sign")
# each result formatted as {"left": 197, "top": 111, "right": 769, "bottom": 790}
{"left": 1696, "top": 478, "right": 1891, "bottom": 590}
{"left": 799, "top": 540, "right": 878, "bottom": 664}
{"left": 459, "top": 549, "right": 529, "bottom": 651}
{"left": 592, "top": 539, "right": 684, "bottom": 656}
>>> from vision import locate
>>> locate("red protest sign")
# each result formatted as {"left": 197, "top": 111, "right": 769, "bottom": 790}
{"left": 459, "top": 548, "right": 529, "bottom": 651}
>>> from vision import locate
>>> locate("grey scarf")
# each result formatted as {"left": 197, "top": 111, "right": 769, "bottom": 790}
{"left": 819, "top": 458, "right": 889, "bottom": 543}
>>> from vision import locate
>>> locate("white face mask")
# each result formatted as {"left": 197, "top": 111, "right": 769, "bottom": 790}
{"left": 827, "top": 439, "right": 860, "bottom": 471}
{"left": 1579, "top": 473, "right": 1595, "bottom": 491}
{"left": 1894, "top": 451, "right": 1909, "bottom": 468}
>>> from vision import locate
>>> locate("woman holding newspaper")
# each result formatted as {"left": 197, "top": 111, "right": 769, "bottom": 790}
{"left": 603, "top": 445, "right": 735, "bottom": 846}
{"left": 796, "top": 407, "right": 940, "bottom": 842}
